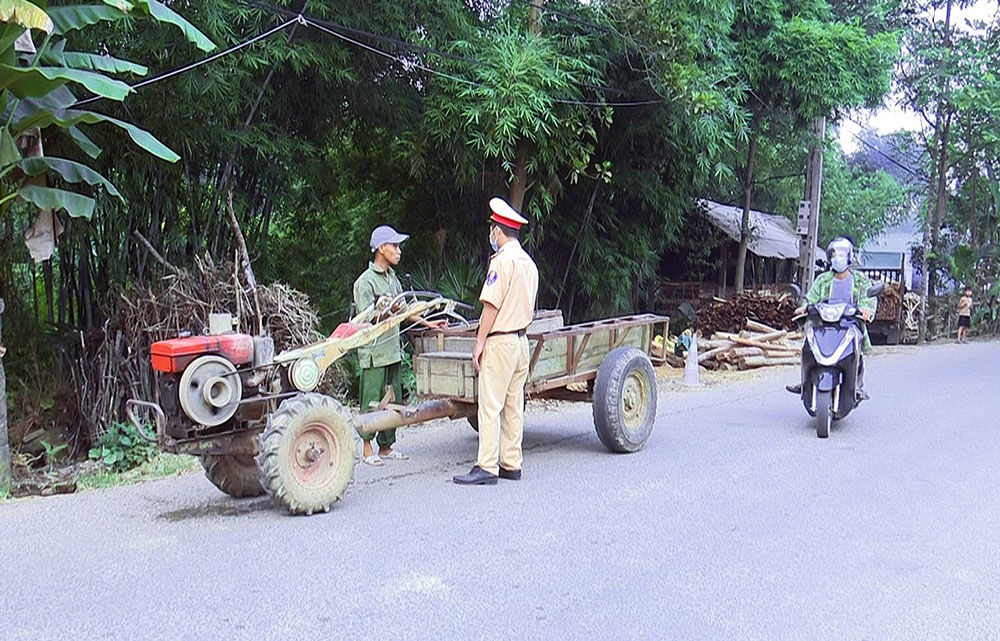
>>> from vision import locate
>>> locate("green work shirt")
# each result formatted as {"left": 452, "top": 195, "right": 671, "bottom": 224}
{"left": 805, "top": 269, "right": 878, "bottom": 350}
{"left": 353, "top": 261, "right": 404, "bottom": 368}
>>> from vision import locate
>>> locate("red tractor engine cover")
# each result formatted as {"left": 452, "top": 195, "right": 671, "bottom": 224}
{"left": 151, "top": 334, "right": 255, "bottom": 374}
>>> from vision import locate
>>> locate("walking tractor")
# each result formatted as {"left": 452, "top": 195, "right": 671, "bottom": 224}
{"left": 127, "top": 292, "right": 668, "bottom": 515}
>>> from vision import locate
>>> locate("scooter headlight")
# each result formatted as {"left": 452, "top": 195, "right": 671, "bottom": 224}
{"left": 817, "top": 303, "right": 847, "bottom": 323}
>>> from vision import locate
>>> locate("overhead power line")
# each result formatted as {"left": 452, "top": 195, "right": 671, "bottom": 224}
{"left": 250, "top": 1, "right": 489, "bottom": 67}
{"left": 303, "top": 17, "right": 482, "bottom": 87}
{"left": 67, "top": 6, "right": 664, "bottom": 110}
{"left": 72, "top": 15, "right": 302, "bottom": 108}
{"left": 843, "top": 119, "right": 926, "bottom": 181}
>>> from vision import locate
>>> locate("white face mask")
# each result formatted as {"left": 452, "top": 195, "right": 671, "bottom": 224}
{"left": 831, "top": 255, "right": 849, "bottom": 273}
{"left": 489, "top": 229, "right": 499, "bottom": 252}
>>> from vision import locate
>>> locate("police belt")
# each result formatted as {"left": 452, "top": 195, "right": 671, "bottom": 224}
{"left": 487, "top": 328, "right": 527, "bottom": 338}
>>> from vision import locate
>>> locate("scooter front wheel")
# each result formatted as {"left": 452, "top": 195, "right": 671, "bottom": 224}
{"left": 815, "top": 389, "right": 833, "bottom": 438}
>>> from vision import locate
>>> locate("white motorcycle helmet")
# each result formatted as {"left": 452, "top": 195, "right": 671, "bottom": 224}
{"left": 826, "top": 237, "right": 854, "bottom": 274}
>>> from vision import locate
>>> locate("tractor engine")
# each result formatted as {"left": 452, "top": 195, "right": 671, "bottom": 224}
{"left": 150, "top": 333, "right": 273, "bottom": 439}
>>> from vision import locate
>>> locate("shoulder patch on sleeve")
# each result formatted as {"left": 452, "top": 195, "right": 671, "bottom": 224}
{"left": 486, "top": 271, "right": 498, "bottom": 286}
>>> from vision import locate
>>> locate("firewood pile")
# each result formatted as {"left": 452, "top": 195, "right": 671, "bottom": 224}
{"left": 902, "top": 292, "right": 922, "bottom": 343}
{"left": 697, "top": 319, "right": 803, "bottom": 371}
{"left": 695, "top": 292, "right": 798, "bottom": 336}
{"left": 875, "top": 281, "right": 903, "bottom": 321}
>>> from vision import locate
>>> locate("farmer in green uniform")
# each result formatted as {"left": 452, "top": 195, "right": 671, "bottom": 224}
{"left": 787, "top": 236, "right": 877, "bottom": 399}
{"left": 353, "top": 225, "right": 445, "bottom": 466}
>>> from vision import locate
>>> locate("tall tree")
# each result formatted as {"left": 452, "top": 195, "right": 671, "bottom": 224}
{"left": 898, "top": 0, "right": 998, "bottom": 338}
{"left": 729, "top": 0, "right": 898, "bottom": 291}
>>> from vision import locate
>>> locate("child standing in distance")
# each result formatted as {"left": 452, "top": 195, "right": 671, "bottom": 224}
{"left": 957, "top": 288, "right": 974, "bottom": 344}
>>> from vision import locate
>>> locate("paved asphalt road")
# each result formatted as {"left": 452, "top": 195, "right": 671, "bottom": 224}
{"left": 2, "top": 341, "right": 999, "bottom": 641}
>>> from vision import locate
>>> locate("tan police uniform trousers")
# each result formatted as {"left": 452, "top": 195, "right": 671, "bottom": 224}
{"left": 476, "top": 334, "right": 530, "bottom": 475}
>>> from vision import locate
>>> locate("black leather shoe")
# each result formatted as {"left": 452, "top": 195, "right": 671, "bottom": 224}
{"left": 499, "top": 467, "right": 522, "bottom": 481}
{"left": 453, "top": 466, "right": 498, "bottom": 485}
{"left": 785, "top": 383, "right": 802, "bottom": 394}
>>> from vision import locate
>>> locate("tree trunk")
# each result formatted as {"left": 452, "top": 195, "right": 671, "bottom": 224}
{"left": 0, "top": 297, "right": 9, "bottom": 497}
{"left": 919, "top": 0, "right": 953, "bottom": 343}
{"left": 43, "top": 259, "right": 54, "bottom": 326}
{"left": 508, "top": 142, "right": 529, "bottom": 213}
{"left": 970, "top": 172, "right": 978, "bottom": 246}
{"left": 734, "top": 133, "right": 759, "bottom": 293}
{"left": 927, "top": 115, "right": 952, "bottom": 335}
{"left": 506, "top": 1, "right": 544, "bottom": 214}
{"left": 718, "top": 241, "right": 729, "bottom": 297}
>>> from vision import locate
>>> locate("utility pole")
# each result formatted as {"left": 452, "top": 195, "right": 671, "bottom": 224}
{"left": 798, "top": 116, "right": 825, "bottom": 293}
{"left": 0, "top": 297, "right": 9, "bottom": 497}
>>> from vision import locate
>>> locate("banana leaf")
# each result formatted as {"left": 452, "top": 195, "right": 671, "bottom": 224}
{"left": 19, "top": 184, "right": 96, "bottom": 218}
{"left": 17, "top": 156, "right": 122, "bottom": 200}
{"left": 0, "top": 64, "right": 131, "bottom": 100}
{"left": 66, "top": 125, "right": 102, "bottom": 158}
{"left": 0, "top": 0, "right": 54, "bottom": 33}
{"left": 133, "top": 0, "right": 216, "bottom": 53}
{"left": 47, "top": 5, "right": 126, "bottom": 34}
{"left": 15, "top": 107, "right": 178, "bottom": 162}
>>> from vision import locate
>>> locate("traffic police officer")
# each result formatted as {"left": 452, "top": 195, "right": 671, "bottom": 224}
{"left": 454, "top": 198, "right": 539, "bottom": 485}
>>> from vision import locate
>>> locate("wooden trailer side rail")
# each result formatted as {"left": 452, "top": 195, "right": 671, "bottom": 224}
{"left": 414, "top": 313, "right": 669, "bottom": 402}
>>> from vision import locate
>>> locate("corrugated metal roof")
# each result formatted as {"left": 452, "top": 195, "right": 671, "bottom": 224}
{"left": 697, "top": 199, "right": 824, "bottom": 261}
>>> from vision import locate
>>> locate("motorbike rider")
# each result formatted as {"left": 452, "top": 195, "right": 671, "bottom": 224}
{"left": 786, "top": 236, "right": 878, "bottom": 399}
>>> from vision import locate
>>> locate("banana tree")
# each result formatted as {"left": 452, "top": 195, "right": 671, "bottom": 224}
{"left": 0, "top": 0, "right": 215, "bottom": 219}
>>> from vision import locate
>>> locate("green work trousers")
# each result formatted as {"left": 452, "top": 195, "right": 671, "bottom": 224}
{"left": 359, "top": 361, "right": 402, "bottom": 448}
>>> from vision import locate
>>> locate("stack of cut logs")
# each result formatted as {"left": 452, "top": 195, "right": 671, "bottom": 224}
{"left": 695, "top": 292, "right": 798, "bottom": 336}
{"left": 697, "top": 319, "right": 803, "bottom": 371}
{"left": 875, "top": 281, "right": 902, "bottom": 321}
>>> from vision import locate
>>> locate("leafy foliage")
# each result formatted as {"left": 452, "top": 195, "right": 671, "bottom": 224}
{"left": 88, "top": 421, "right": 156, "bottom": 471}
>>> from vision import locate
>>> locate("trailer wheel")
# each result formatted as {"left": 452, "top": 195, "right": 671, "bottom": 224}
{"left": 256, "top": 393, "right": 359, "bottom": 516}
{"left": 200, "top": 454, "right": 265, "bottom": 498}
{"left": 593, "top": 347, "right": 657, "bottom": 453}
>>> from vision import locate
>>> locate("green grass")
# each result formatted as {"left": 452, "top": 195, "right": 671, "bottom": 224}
{"left": 76, "top": 453, "right": 201, "bottom": 491}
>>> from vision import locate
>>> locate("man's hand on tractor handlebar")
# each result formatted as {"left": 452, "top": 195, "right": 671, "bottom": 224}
{"left": 421, "top": 319, "right": 448, "bottom": 330}
{"left": 794, "top": 306, "right": 806, "bottom": 317}
{"left": 860, "top": 308, "right": 874, "bottom": 322}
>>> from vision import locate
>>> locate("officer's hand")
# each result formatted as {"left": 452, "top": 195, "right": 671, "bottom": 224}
{"left": 473, "top": 339, "right": 484, "bottom": 372}
{"left": 425, "top": 319, "right": 448, "bottom": 330}
{"left": 861, "top": 309, "right": 874, "bottom": 322}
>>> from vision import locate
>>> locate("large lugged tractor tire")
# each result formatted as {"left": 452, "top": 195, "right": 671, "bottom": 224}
{"left": 256, "top": 393, "right": 359, "bottom": 516}
{"left": 593, "top": 347, "right": 658, "bottom": 453}
{"left": 200, "top": 454, "right": 265, "bottom": 498}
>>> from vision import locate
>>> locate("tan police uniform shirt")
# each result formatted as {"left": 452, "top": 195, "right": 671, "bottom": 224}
{"left": 479, "top": 240, "right": 538, "bottom": 332}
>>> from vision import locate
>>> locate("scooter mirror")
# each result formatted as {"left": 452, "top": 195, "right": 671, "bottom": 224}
{"left": 867, "top": 281, "right": 885, "bottom": 298}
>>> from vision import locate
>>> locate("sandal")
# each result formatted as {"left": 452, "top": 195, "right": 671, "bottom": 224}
{"left": 362, "top": 454, "right": 384, "bottom": 467}
{"left": 379, "top": 450, "right": 409, "bottom": 461}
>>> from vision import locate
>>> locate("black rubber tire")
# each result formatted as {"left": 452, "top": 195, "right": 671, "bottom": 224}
{"left": 593, "top": 347, "right": 658, "bottom": 453}
{"left": 256, "top": 393, "right": 359, "bottom": 516}
{"left": 816, "top": 390, "right": 833, "bottom": 439}
{"left": 200, "top": 453, "right": 265, "bottom": 498}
